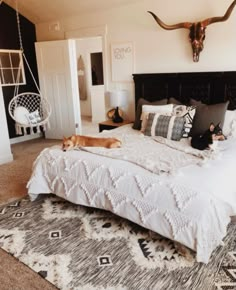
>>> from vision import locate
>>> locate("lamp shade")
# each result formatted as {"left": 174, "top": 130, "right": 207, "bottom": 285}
{"left": 110, "top": 90, "right": 128, "bottom": 108}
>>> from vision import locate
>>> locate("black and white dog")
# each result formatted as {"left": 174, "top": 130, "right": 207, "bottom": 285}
{"left": 191, "top": 123, "right": 225, "bottom": 151}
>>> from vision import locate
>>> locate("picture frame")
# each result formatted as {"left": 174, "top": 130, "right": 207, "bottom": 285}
{"left": 111, "top": 42, "right": 134, "bottom": 82}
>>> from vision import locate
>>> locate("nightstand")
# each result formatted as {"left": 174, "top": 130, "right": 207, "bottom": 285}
{"left": 98, "top": 120, "right": 132, "bottom": 132}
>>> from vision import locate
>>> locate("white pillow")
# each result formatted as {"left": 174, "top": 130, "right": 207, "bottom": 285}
{"left": 231, "top": 120, "right": 236, "bottom": 138}
{"left": 140, "top": 104, "right": 174, "bottom": 132}
{"left": 14, "top": 106, "right": 30, "bottom": 125}
{"left": 223, "top": 110, "right": 236, "bottom": 137}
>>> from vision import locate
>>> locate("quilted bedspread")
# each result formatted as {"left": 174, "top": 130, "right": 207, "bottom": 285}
{"left": 27, "top": 134, "right": 233, "bottom": 263}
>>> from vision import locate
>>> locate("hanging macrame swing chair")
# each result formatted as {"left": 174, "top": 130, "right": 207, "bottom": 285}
{"left": 8, "top": 1, "right": 51, "bottom": 135}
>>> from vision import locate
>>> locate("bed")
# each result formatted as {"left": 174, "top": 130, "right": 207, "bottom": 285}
{"left": 27, "top": 71, "right": 236, "bottom": 263}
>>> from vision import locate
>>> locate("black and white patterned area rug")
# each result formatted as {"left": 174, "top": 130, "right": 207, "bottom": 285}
{"left": 0, "top": 195, "right": 236, "bottom": 290}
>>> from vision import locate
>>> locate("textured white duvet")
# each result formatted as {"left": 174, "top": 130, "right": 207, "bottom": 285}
{"left": 27, "top": 124, "right": 236, "bottom": 263}
{"left": 81, "top": 133, "right": 219, "bottom": 175}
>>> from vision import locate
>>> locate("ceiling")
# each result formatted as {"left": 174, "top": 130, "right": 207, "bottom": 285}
{"left": 2, "top": 0, "right": 141, "bottom": 24}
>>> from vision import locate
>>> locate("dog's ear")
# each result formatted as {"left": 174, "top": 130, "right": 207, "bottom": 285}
{"left": 209, "top": 123, "right": 215, "bottom": 132}
{"left": 63, "top": 136, "right": 66, "bottom": 141}
{"left": 71, "top": 135, "right": 76, "bottom": 142}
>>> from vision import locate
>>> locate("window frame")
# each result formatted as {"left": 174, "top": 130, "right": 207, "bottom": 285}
{"left": 0, "top": 49, "right": 26, "bottom": 87}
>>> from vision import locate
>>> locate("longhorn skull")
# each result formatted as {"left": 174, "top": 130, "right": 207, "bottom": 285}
{"left": 148, "top": 1, "right": 236, "bottom": 62}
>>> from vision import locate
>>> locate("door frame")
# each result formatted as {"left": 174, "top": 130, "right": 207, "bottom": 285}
{"left": 65, "top": 25, "right": 108, "bottom": 91}
{"left": 75, "top": 36, "right": 104, "bottom": 119}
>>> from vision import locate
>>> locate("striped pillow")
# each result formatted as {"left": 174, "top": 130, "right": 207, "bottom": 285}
{"left": 144, "top": 113, "right": 185, "bottom": 141}
{"left": 140, "top": 104, "right": 174, "bottom": 132}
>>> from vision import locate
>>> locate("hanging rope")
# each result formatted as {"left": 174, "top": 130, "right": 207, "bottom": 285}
{"left": 15, "top": 0, "right": 40, "bottom": 93}
{"left": 8, "top": 0, "right": 52, "bottom": 136}
{"left": 22, "top": 53, "right": 41, "bottom": 94}
{"left": 16, "top": 0, "right": 23, "bottom": 52}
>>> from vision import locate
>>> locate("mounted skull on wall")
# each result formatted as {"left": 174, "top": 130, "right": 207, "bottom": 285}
{"left": 148, "top": 0, "right": 236, "bottom": 62}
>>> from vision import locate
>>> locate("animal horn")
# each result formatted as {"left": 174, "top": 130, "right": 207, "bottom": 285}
{"left": 202, "top": 0, "right": 236, "bottom": 26}
{"left": 147, "top": 11, "right": 192, "bottom": 30}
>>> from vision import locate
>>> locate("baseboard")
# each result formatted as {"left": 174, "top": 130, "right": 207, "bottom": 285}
{"left": 0, "top": 153, "right": 13, "bottom": 165}
{"left": 10, "top": 133, "right": 43, "bottom": 144}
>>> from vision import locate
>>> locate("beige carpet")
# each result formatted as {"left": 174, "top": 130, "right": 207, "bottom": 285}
{"left": 0, "top": 137, "right": 60, "bottom": 290}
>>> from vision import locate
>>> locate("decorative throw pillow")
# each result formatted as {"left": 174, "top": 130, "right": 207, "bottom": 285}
{"left": 190, "top": 100, "right": 229, "bottom": 136}
{"left": 168, "top": 97, "right": 183, "bottom": 105}
{"left": 27, "top": 110, "right": 42, "bottom": 125}
{"left": 223, "top": 110, "right": 236, "bottom": 137}
{"left": 140, "top": 104, "right": 174, "bottom": 132}
{"left": 144, "top": 113, "right": 185, "bottom": 141}
{"left": 189, "top": 99, "right": 202, "bottom": 106}
{"left": 172, "top": 105, "right": 196, "bottom": 138}
{"left": 231, "top": 120, "right": 236, "bottom": 138}
{"left": 132, "top": 98, "right": 168, "bottom": 130}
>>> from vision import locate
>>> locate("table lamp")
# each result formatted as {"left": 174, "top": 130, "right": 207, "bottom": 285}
{"left": 110, "top": 90, "right": 128, "bottom": 123}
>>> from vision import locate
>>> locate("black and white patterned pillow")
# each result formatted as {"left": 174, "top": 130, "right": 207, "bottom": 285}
{"left": 172, "top": 105, "right": 196, "bottom": 138}
{"left": 144, "top": 113, "right": 185, "bottom": 141}
{"left": 26, "top": 109, "right": 42, "bottom": 125}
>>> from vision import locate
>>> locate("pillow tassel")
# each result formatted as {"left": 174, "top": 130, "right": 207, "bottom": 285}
{"left": 15, "top": 123, "right": 22, "bottom": 135}
{"left": 36, "top": 125, "right": 41, "bottom": 133}
{"left": 30, "top": 126, "right": 35, "bottom": 135}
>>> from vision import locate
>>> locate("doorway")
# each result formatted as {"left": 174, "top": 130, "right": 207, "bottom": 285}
{"left": 65, "top": 25, "right": 107, "bottom": 127}
{"left": 75, "top": 36, "right": 106, "bottom": 123}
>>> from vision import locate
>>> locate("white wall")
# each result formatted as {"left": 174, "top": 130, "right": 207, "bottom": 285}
{"left": 0, "top": 85, "right": 13, "bottom": 164}
{"left": 35, "top": 0, "right": 236, "bottom": 121}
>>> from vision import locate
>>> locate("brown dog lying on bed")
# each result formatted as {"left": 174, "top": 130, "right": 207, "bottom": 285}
{"left": 62, "top": 134, "right": 121, "bottom": 151}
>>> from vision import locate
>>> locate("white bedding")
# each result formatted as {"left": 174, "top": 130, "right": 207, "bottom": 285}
{"left": 27, "top": 124, "right": 236, "bottom": 263}
{"left": 81, "top": 132, "right": 217, "bottom": 175}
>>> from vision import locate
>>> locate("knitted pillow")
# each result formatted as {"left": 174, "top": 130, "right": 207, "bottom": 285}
{"left": 144, "top": 113, "right": 185, "bottom": 141}
{"left": 140, "top": 104, "right": 174, "bottom": 132}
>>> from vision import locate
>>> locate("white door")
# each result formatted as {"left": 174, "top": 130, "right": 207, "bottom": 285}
{"left": 35, "top": 39, "right": 81, "bottom": 139}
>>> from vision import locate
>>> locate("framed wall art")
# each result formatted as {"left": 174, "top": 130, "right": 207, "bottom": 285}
{"left": 111, "top": 42, "right": 134, "bottom": 82}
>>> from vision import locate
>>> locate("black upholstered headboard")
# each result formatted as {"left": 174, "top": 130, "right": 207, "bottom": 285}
{"left": 133, "top": 71, "right": 236, "bottom": 110}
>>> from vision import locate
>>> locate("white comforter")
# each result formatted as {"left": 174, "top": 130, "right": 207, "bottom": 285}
{"left": 81, "top": 133, "right": 218, "bottom": 175}
{"left": 27, "top": 125, "right": 236, "bottom": 263}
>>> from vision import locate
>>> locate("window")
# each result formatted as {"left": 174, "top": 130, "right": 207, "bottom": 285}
{"left": 0, "top": 49, "right": 26, "bottom": 86}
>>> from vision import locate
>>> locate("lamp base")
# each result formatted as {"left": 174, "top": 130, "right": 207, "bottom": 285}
{"left": 112, "top": 106, "right": 123, "bottom": 123}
